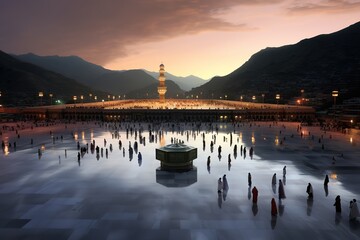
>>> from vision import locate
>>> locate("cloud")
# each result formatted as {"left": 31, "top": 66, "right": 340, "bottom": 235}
{"left": 0, "top": 0, "right": 280, "bottom": 65}
{"left": 287, "top": 0, "right": 360, "bottom": 14}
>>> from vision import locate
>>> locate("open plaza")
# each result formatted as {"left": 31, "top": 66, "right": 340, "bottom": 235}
{"left": 0, "top": 118, "right": 359, "bottom": 239}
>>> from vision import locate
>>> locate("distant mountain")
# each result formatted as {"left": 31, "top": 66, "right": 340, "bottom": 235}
{"left": 144, "top": 70, "right": 208, "bottom": 91}
{"left": 126, "top": 80, "right": 185, "bottom": 99}
{"left": 15, "top": 53, "right": 160, "bottom": 95}
{"left": 190, "top": 21, "right": 360, "bottom": 103}
{"left": 94, "top": 69, "right": 158, "bottom": 95}
{"left": 15, "top": 53, "right": 110, "bottom": 85}
{"left": 0, "top": 51, "right": 105, "bottom": 106}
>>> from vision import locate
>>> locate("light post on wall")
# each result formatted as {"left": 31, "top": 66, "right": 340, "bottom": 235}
{"left": 89, "top": 93, "right": 92, "bottom": 102}
{"left": 80, "top": 95, "right": 84, "bottom": 104}
{"left": 332, "top": 90, "right": 339, "bottom": 106}
{"left": 262, "top": 93, "right": 265, "bottom": 103}
{"left": 49, "top": 93, "right": 53, "bottom": 105}
{"left": 276, "top": 94, "right": 280, "bottom": 105}
{"left": 73, "top": 96, "right": 77, "bottom": 106}
{"left": 38, "top": 91, "right": 44, "bottom": 105}
{"left": 252, "top": 95, "right": 256, "bottom": 102}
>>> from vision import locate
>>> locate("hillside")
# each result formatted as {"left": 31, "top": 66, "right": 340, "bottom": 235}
{"left": 144, "top": 70, "right": 208, "bottom": 91}
{"left": 0, "top": 51, "right": 105, "bottom": 106}
{"left": 190, "top": 21, "right": 360, "bottom": 103}
{"left": 15, "top": 53, "right": 193, "bottom": 94}
{"left": 15, "top": 53, "right": 110, "bottom": 85}
{"left": 126, "top": 80, "right": 185, "bottom": 99}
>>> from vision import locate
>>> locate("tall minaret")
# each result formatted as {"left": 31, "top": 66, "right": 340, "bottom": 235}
{"left": 157, "top": 63, "right": 167, "bottom": 102}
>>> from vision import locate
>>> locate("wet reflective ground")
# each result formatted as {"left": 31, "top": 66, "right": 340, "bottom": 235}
{"left": 0, "top": 121, "right": 359, "bottom": 240}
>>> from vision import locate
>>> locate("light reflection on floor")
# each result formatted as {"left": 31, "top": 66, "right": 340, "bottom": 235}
{"left": 0, "top": 121, "right": 359, "bottom": 240}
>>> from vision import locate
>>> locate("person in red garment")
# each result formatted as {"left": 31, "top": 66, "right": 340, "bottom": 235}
{"left": 252, "top": 186, "right": 258, "bottom": 204}
{"left": 271, "top": 198, "right": 278, "bottom": 216}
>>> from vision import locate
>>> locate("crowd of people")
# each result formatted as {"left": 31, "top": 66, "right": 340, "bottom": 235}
{"left": 1, "top": 119, "right": 359, "bottom": 226}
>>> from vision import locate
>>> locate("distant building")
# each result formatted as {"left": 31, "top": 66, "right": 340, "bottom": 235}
{"left": 157, "top": 63, "right": 167, "bottom": 102}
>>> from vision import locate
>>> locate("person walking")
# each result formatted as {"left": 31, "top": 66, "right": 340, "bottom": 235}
{"left": 324, "top": 175, "right": 329, "bottom": 186}
{"left": 223, "top": 174, "right": 229, "bottom": 190}
{"left": 218, "top": 178, "right": 223, "bottom": 193}
{"left": 248, "top": 173, "right": 252, "bottom": 187}
{"left": 306, "top": 183, "right": 313, "bottom": 199}
{"left": 278, "top": 179, "right": 286, "bottom": 199}
{"left": 334, "top": 195, "right": 341, "bottom": 213}
{"left": 272, "top": 173, "right": 277, "bottom": 185}
{"left": 271, "top": 198, "right": 278, "bottom": 216}
{"left": 252, "top": 186, "right": 258, "bottom": 204}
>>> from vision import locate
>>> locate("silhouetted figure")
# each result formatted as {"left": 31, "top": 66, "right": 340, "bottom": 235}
{"left": 217, "top": 178, "right": 223, "bottom": 193}
{"left": 228, "top": 154, "right": 231, "bottom": 164}
{"left": 278, "top": 179, "right": 286, "bottom": 199}
{"left": 223, "top": 174, "right": 229, "bottom": 190}
{"left": 306, "top": 183, "right": 313, "bottom": 199}
{"left": 283, "top": 166, "right": 286, "bottom": 177}
{"left": 252, "top": 186, "right": 258, "bottom": 204}
{"left": 207, "top": 156, "right": 210, "bottom": 167}
{"left": 334, "top": 195, "right": 341, "bottom": 213}
{"left": 350, "top": 199, "right": 360, "bottom": 220}
{"left": 248, "top": 172, "right": 252, "bottom": 186}
{"left": 324, "top": 175, "right": 329, "bottom": 186}
{"left": 272, "top": 173, "right": 277, "bottom": 185}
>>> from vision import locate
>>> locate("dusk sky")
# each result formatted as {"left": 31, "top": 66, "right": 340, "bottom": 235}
{"left": 1, "top": 0, "right": 359, "bottom": 79}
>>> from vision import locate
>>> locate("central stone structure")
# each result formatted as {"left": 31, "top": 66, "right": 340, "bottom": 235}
{"left": 156, "top": 143, "right": 197, "bottom": 171}
{"left": 157, "top": 63, "right": 167, "bottom": 103}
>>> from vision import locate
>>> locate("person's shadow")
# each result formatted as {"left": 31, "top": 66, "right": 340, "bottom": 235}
{"left": 252, "top": 203, "right": 258, "bottom": 216}
{"left": 218, "top": 192, "right": 222, "bottom": 209}
{"left": 307, "top": 198, "right": 313, "bottom": 216}
{"left": 324, "top": 185, "right": 329, "bottom": 197}
{"left": 279, "top": 199, "right": 285, "bottom": 216}
{"left": 272, "top": 184, "right": 277, "bottom": 194}
{"left": 271, "top": 216, "right": 277, "bottom": 229}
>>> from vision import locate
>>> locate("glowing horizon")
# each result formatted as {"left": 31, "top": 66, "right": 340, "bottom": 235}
{"left": 1, "top": 0, "right": 359, "bottom": 79}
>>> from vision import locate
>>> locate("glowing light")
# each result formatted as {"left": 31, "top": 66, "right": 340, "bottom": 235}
{"left": 41, "top": 144, "right": 45, "bottom": 151}
{"left": 81, "top": 131, "right": 85, "bottom": 140}
{"left": 275, "top": 136, "right": 279, "bottom": 146}
{"left": 74, "top": 132, "right": 78, "bottom": 140}
{"left": 4, "top": 145, "right": 9, "bottom": 156}
{"left": 90, "top": 130, "right": 94, "bottom": 140}
{"left": 350, "top": 137, "right": 353, "bottom": 143}
{"left": 251, "top": 136, "right": 255, "bottom": 144}
{"left": 330, "top": 173, "right": 337, "bottom": 180}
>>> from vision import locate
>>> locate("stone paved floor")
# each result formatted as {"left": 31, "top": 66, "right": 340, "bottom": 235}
{"left": 0, "top": 121, "right": 359, "bottom": 240}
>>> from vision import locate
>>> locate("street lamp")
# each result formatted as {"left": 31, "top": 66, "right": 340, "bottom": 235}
{"left": 252, "top": 95, "right": 256, "bottom": 102}
{"left": 262, "top": 93, "right": 265, "bottom": 103}
{"left": 94, "top": 96, "right": 97, "bottom": 101}
{"left": 38, "top": 91, "right": 44, "bottom": 105}
{"left": 240, "top": 95, "right": 243, "bottom": 102}
{"left": 73, "top": 96, "right": 77, "bottom": 105}
{"left": 276, "top": 94, "right": 280, "bottom": 104}
{"left": 80, "top": 95, "right": 84, "bottom": 103}
{"left": 49, "top": 93, "right": 53, "bottom": 105}
{"left": 332, "top": 90, "right": 339, "bottom": 106}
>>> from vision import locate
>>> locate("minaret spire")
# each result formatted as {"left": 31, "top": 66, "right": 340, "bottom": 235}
{"left": 157, "top": 63, "right": 167, "bottom": 103}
